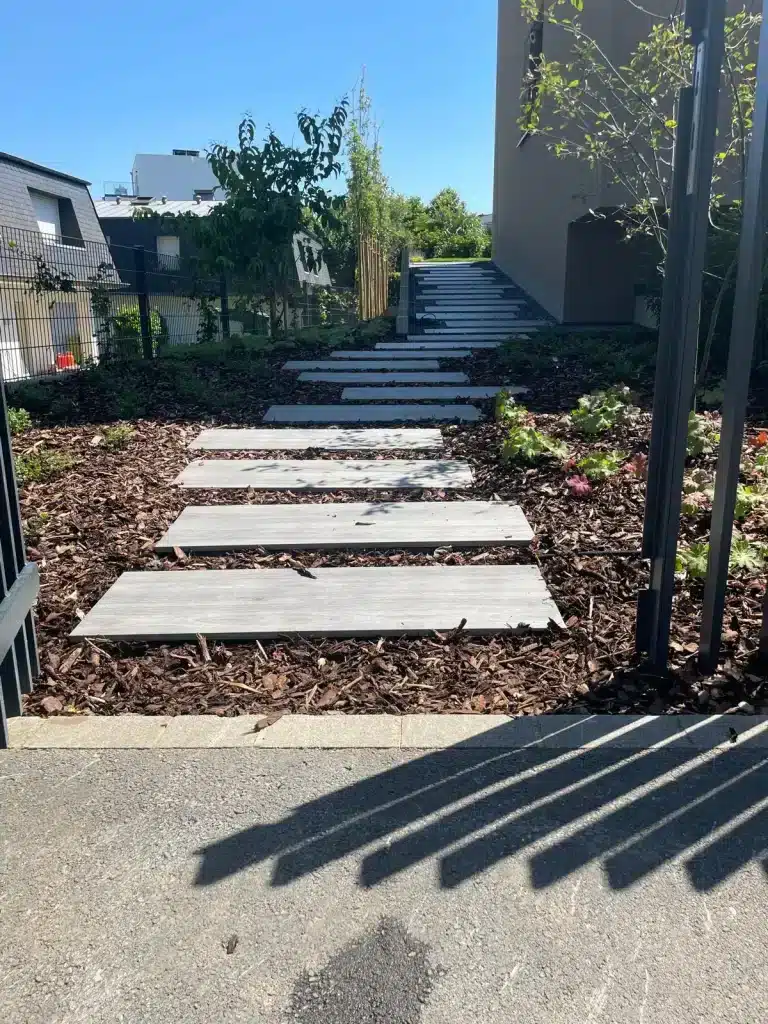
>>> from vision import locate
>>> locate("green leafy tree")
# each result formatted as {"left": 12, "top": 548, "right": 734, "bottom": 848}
{"left": 170, "top": 102, "right": 348, "bottom": 336}
{"left": 419, "top": 188, "right": 489, "bottom": 258}
{"left": 520, "top": 0, "right": 761, "bottom": 375}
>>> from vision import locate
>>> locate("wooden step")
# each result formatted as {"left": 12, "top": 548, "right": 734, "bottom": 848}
{"left": 189, "top": 428, "right": 444, "bottom": 451}
{"left": 156, "top": 500, "right": 533, "bottom": 552}
{"left": 71, "top": 565, "right": 563, "bottom": 641}
{"left": 175, "top": 458, "right": 474, "bottom": 490}
{"left": 263, "top": 404, "right": 480, "bottom": 423}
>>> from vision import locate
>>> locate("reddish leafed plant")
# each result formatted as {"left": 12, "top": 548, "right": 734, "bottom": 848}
{"left": 566, "top": 474, "right": 592, "bottom": 497}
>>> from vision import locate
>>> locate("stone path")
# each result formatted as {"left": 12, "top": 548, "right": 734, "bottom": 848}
{"left": 75, "top": 260, "right": 562, "bottom": 642}
{"left": 190, "top": 427, "right": 444, "bottom": 451}
{"left": 175, "top": 458, "right": 475, "bottom": 490}
{"left": 72, "top": 565, "right": 563, "bottom": 641}
{"left": 156, "top": 500, "right": 534, "bottom": 552}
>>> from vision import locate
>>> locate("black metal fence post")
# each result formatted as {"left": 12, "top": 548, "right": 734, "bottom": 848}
{"left": 219, "top": 275, "right": 231, "bottom": 340}
{"left": 0, "top": 368, "right": 40, "bottom": 748}
{"left": 133, "top": 246, "right": 153, "bottom": 359}
{"left": 699, "top": 0, "right": 768, "bottom": 671}
{"left": 636, "top": 0, "right": 727, "bottom": 670}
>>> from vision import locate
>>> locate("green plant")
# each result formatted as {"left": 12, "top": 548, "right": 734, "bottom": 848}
{"left": 676, "top": 533, "right": 767, "bottom": 578}
{"left": 576, "top": 450, "right": 627, "bottom": 482}
{"left": 102, "top": 425, "right": 135, "bottom": 451}
{"left": 14, "top": 447, "right": 75, "bottom": 486}
{"left": 495, "top": 392, "right": 530, "bottom": 425}
{"left": 7, "top": 407, "right": 31, "bottom": 435}
{"left": 734, "top": 484, "right": 768, "bottom": 520}
{"left": 571, "top": 386, "right": 640, "bottom": 434}
{"left": 196, "top": 295, "right": 220, "bottom": 344}
{"left": 687, "top": 411, "right": 720, "bottom": 456}
{"left": 109, "top": 306, "right": 168, "bottom": 358}
{"left": 501, "top": 425, "right": 568, "bottom": 463}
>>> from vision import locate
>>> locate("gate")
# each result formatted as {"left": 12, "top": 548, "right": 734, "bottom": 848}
{"left": 0, "top": 366, "right": 40, "bottom": 748}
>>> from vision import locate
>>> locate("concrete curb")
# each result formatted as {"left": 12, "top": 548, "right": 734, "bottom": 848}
{"left": 7, "top": 713, "right": 768, "bottom": 751}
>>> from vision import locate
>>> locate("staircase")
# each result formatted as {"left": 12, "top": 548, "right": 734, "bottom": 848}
{"left": 73, "top": 260, "right": 563, "bottom": 643}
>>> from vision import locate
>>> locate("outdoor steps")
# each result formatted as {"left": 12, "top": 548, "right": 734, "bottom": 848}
{"left": 296, "top": 372, "right": 469, "bottom": 384}
{"left": 156, "top": 500, "right": 534, "bottom": 552}
{"left": 283, "top": 359, "right": 440, "bottom": 371}
{"left": 70, "top": 565, "right": 564, "bottom": 642}
{"left": 189, "top": 428, "right": 445, "bottom": 451}
{"left": 376, "top": 341, "right": 504, "bottom": 350}
{"left": 340, "top": 385, "right": 521, "bottom": 401}
{"left": 406, "top": 334, "right": 529, "bottom": 342}
{"left": 263, "top": 404, "right": 481, "bottom": 423}
{"left": 175, "top": 458, "right": 474, "bottom": 490}
{"left": 330, "top": 349, "right": 473, "bottom": 359}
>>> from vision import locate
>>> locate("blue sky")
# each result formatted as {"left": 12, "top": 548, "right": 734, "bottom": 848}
{"left": 2, "top": 1, "right": 497, "bottom": 213}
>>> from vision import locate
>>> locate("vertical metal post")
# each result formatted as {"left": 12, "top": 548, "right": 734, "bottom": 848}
{"left": 219, "top": 275, "right": 231, "bottom": 340}
{"left": 637, "top": 0, "right": 727, "bottom": 669}
{"left": 699, "top": 0, "right": 768, "bottom": 671}
{"left": 133, "top": 246, "right": 153, "bottom": 359}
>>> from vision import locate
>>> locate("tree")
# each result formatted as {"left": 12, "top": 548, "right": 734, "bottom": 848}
{"left": 520, "top": 0, "right": 761, "bottom": 374}
{"left": 419, "top": 188, "right": 490, "bottom": 258}
{"left": 173, "top": 102, "right": 348, "bottom": 335}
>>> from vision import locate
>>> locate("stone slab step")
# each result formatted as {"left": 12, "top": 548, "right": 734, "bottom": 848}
{"left": 330, "top": 349, "right": 471, "bottom": 359}
{"left": 189, "top": 428, "right": 444, "bottom": 451}
{"left": 156, "top": 500, "right": 533, "bottom": 552}
{"left": 420, "top": 304, "right": 524, "bottom": 311}
{"left": 174, "top": 457, "right": 473, "bottom": 491}
{"left": 379, "top": 341, "right": 502, "bottom": 350}
{"left": 263, "top": 404, "right": 480, "bottom": 424}
{"left": 71, "top": 565, "right": 563, "bottom": 641}
{"left": 341, "top": 385, "right": 521, "bottom": 401}
{"left": 424, "top": 324, "right": 547, "bottom": 333}
{"left": 283, "top": 360, "right": 439, "bottom": 371}
{"left": 297, "top": 372, "right": 469, "bottom": 384}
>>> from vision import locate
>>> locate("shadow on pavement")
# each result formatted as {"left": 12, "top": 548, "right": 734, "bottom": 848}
{"left": 194, "top": 715, "right": 768, "bottom": 893}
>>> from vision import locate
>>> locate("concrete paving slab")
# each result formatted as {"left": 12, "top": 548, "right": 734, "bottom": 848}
{"left": 297, "top": 372, "right": 469, "bottom": 384}
{"left": 2, "top": 739, "right": 767, "bottom": 1024}
{"left": 407, "top": 334, "right": 529, "bottom": 342}
{"left": 378, "top": 341, "right": 502, "bottom": 349}
{"left": 263, "top": 404, "right": 480, "bottom": 423}
{"left": 156, "top": 500, "right": 533, "bottom": 552}
{"left": 189, "top": 428, "right": 444, "bottom": 451}
{"left": 174, "top": 458, "right": 475, "bottom": 490}
{"left": 283, "top": 360, "right": 440, "bottom": 371}
{"left": 331, "top": 350, "right": 472, "bottom": 359}
{"left": 70, "top": 564, "right": 562, "bottom": 641}
{"left": 340, "top": 385, "right": 515, "bottom": 401}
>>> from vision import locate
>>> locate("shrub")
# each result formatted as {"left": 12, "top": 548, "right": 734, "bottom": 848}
{"left": 495, "top": 392, "right": 530, "bottom": 425}
{"left": 734, "top": 484, "right": 768, "bottom": 520}
{"left": 7, "top": 407, "right": 31, "bottom": 435}
{"left": 501, "top": 425, "right": 567, "bottom": 463}
{"left": 576, "top": 450, "right": 627, "bottom": 482}
{"left": 102, "top": 425, "right": 135, "bottom": 451}
{"left": 687, "top": 411, "right": 720, "bottom": 456}
{"left": 570, "top": 386, "right": 641, "bottom": 434}
{"left": 108, "top": 306, "right": 168, "bottom": 358}
{"left": 14, "top": 448, "right": 75, "bottom": 486}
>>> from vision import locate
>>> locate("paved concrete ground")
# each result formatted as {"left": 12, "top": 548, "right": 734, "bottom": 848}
{"left": 2, "top": 718, "right": 767, "bottom": 1023}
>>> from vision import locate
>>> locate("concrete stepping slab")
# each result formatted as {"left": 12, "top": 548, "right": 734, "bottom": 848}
{"left": 341, "top": 385, "right": 521, "bottom": 401}
{"left": 420, "top": 304, "right": 524, "bottom": 311}
{"left": 408, "top": 333, "right": 529, "bottom": 342}
{"left": 263, "top": 404, "right": 480, "bottom": 423}
{"left": 189, "top": 428, "right": 444, "bottom": 451}
{"left": 156, "top": 500, "right": 533, "bottom": 552}
{"left": 297, "top": 372, "right": 469, "bottom": 383}
{"left": 175, "top": 458, "right": 473, "bottom": 490}
{"left": 378, "top": 341, "right": 502, "bottom": 349}
{"left": 71, "top": 564, "right": 563, "bottom": 641}
{"left": 424, "top": 324, "right": 547, "bottom": 332}
{"left": 283, "top": 360, "right": 439, "bottom": 371}
{"left": 330, "top": 349, "right": 471, "bottom": 359}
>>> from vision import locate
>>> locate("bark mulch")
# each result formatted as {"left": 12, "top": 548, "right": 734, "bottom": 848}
{"left": 17, "top": 383, "right": 768, "bottom": 720}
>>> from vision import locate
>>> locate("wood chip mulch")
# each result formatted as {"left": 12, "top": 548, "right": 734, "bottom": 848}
{"left": 15, "top": 349, "right": 768, "bottom": 721}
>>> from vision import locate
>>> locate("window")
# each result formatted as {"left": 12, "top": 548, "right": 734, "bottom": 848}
{"left": 28, "top": 189, "right": 85, "bottom": 247}
{"left": 519, "top": 20, "right": 544, "bottom": 147}
{"left": 156, "top": 235, "right": 180, "bottom": 268}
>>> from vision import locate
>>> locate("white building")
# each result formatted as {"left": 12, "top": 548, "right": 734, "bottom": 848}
{"left": 131, "top": 150, "right": 219, "bottom": 201}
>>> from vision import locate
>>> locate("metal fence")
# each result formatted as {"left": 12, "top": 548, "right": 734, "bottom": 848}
{"left": 0, "top": 225, "right": 360, "bottom": 384}
{"left": 0, "top": 374, "right": 39, "bottom": 748}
